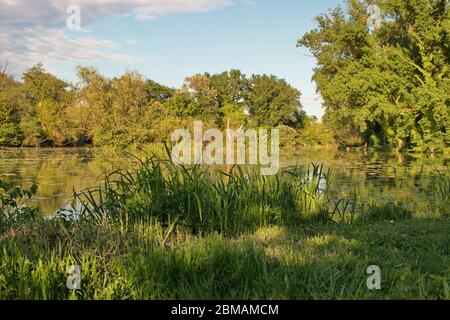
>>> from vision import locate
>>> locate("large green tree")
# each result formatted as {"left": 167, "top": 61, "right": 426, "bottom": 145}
{"left": 298, "top": 0, "right": 449, "bottom": 151}
{"left": 21, "top": 64, "right": 78, "bottom": 146}
{"left": 0, "top": 66, "right": 23, "bottom": 146}
{"left": 244, "top": 74, "right": 303, "bottom": 128}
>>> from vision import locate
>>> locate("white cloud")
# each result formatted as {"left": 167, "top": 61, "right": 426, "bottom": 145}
{"left": 130, "top": 0, "right": 232, "bottom": 20}
{"left": 0, "top": 0, "right": 233, "bottom": 27}
{"left": 0, "top": 25, "right": 139, "bottom": 76}
{"left": 0, "top": 0, "right": 236, "bottom": 76}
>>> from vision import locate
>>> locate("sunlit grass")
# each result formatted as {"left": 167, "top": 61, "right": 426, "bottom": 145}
{"left": 1, "top": 219, "right": 449, "bottom": 300}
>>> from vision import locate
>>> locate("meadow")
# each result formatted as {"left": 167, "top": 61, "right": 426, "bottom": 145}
{"left": 0, "top": 154, "right": 449, "bottom": 300}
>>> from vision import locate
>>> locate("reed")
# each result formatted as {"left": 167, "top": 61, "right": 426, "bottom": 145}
{"left": 71, "top": 154, "right": 335, "bottom": 234}
{"left": 427, "top": 170, "right": 450, "bottom": 218}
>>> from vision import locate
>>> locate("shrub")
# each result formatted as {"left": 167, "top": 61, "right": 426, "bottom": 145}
{"left": 0, "top": 179, "right": 39, "bottom": 235}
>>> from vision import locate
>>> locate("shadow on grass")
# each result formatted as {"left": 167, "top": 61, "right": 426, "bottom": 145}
{"left": 0, "top": 217, "right": 449, "bottom": 300}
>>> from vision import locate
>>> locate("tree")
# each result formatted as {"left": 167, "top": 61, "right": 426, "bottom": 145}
{"left": 21, "top": 64, "right": 78, "bottom": 146}
{"left": 0, "top": 91, "right": 22, "bottom": 147}
{"left": 0, "top": 64, "right": 23, "bottom": 146}
{"left": 144, "top": 79, "right": 174, "bottom": 103}
{"left": 169, "top": 74, "right": 220, "bottom": 123}
{"left": 76, "top": 66, "right": 113, "bottom": 146}
{"left": 245, "top": 74, "right": 303, "bottom": 128}
{"left": 298, "top": 0, "right": 450, "bottom": 151}
{"left": 208, "top": 69, "right": 249, "bottom": 107}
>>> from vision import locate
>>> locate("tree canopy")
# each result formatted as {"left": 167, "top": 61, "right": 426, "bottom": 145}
{"left": 0, "top": 65, "right": 308, "bottom": 148}
{"left": 298, "top": 0, "right": 449, "bottom": 152}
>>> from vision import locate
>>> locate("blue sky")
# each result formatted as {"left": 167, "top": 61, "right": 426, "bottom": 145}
{"left": 1, "top": 0, "right": 344, "bottom": 118}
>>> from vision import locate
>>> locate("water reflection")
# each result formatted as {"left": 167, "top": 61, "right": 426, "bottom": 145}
{"left": 0, "top": 147, "right": 448, "bottom": 215}
{"left": 0, "top": 148, "right": 129, "bottom": 214}
{"left": 283, "top": 148, "right": 449, "bottom": 214}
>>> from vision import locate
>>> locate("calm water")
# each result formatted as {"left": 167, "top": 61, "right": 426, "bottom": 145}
{"left": 1, "top": 147, "right": 449, "bottom": 215}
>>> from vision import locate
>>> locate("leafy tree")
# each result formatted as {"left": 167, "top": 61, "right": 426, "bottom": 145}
{"left": 144, "top": 79, "right": 174, "bottom": 103}
{"left": 77, "top": 67, "right": 177, "bottom": 147}
{"left": 299, "top": 116, "right": 336, "bottom": 146}
{"left": 208, "top": 70, "right": 249, "bottom": 107}
{"left": 21, "top": 64, "right": 78, "bottom": 146}
{"left": 0, "top": 66, "right": 22, "bottom": 146}
{"left": 76, "top": 66, "right": 114, "bottom": 146}
{"left": 298, "top": 0, "right": 450, "bottom": 152}
{"left": 168, "top": 74, "right": 220, "bottom": 124}
{"left": 0, "top": 93, "right": 22, "bottom": 146}
{"left": 245, "top": 74, "right": 304, "bottom": 128}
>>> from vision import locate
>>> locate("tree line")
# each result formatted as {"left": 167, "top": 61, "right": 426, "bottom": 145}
{"left": 298, "top": 0, "right": 449, "bottom": 153}
{"left": 0, "top": 64, "right": 334, "bottom": 148}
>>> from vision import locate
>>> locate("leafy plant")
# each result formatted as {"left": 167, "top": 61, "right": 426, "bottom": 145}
{"left": 0, "top": 179, "right": 39, "bottom": 234}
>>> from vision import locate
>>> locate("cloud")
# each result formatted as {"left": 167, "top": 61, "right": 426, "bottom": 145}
{"left": 130, "top": 0, "right": 232, "bottom": 20}
{"left": 0, "top": 0, "right": 234, "bottom": 27}
{"left": 0, "top": 25, "right": 139, "bottom": 76}
{"left": 0, "top": 0, "right": 235, "bottom": 76}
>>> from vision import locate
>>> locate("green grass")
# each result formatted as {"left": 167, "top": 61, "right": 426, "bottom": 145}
{"left": 71, "top": 154, "right": 336, "bottom": 234}
{"left": 426, "top": 170, "right": 450, "bottom": 218}
{"left": 1, "top": 219, "right": 449, "bottom": 300}
{"left": 0, "top": 155, "right": 449, "bottom": 300}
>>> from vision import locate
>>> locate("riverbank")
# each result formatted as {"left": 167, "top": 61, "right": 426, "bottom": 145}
{"left": 1, "top": 157, "right": 449, "bottom": 299}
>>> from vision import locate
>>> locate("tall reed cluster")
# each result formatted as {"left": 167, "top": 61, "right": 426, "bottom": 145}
{"left": 72, "top": 154, "right": 333, "bottom": 234}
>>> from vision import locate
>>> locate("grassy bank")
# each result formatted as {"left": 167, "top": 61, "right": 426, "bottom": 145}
{"left": 0, "top": 156, "right": 449, "bottom": 300}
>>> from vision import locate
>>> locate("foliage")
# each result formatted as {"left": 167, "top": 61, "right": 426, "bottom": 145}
{"left": 277, "top": 125, "right": 301, "bottom": 148}
{"left": 0, "top": 179, "right": 39, "bottom": 235}
{"left": 245, "top": 74, "right": 303, "bottom": 128}
{"left": 361, "top": 203, "right": 413, "bottom": 222}
{"left": 298, "top": 0, "right": 450, "bottom": 152}
{"left": 0, "top": 89, "right": 22, "bottom": 147}
{"left": 426, "top": 170, "right": 450, "bottom": 218}
{"left": 21, "top": 64, "right": 80, "bottom": 146}
{"left": 298, "top": 117, "right": 336, "bottom": 146}
{"left": 0, "top": 64, "right": 312, "bottom": 148}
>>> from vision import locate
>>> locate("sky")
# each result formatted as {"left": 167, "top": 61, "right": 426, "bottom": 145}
{"left": 0, "top": 0, "right": 344, "bottom": 119}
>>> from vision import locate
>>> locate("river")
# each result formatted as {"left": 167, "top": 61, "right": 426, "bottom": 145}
{"left": 1, "top": 147, "right": 449, "bottom": 215}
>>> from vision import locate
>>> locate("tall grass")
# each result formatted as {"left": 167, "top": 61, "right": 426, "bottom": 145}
{"left": 427, "top": 170, "right": 450, "bottom": 218}
{"left": 71, "top": 154, "right": 333, "bottom": 234}
{"left": 70, "top": 153, "right": 442, "bottom": 234}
